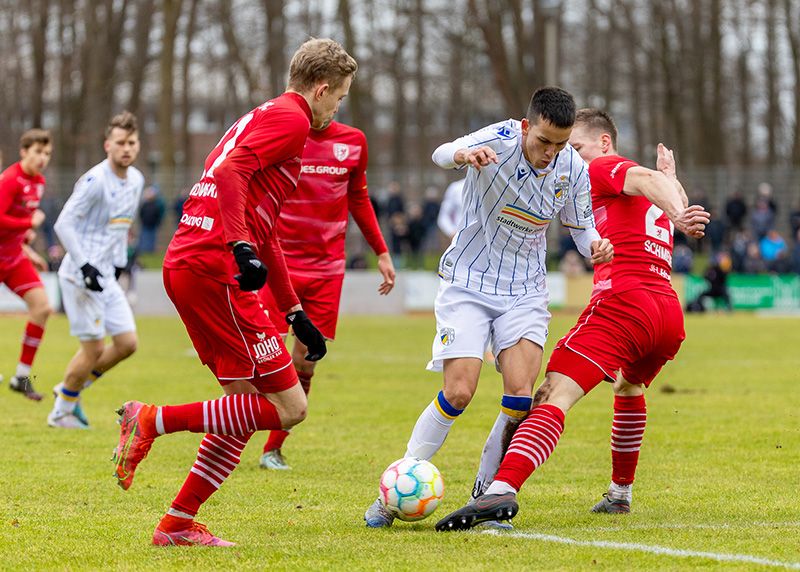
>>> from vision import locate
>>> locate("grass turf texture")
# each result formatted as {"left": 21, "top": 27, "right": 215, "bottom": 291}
{"left": 0, "top": 312, "right": 799, "bottom": 570}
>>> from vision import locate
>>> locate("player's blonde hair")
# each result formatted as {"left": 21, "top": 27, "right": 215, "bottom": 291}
{"left": 287, "top": 38, "right": 357, "bottom": 92}
{"left": 105, "top": 111, "right": 138, "bottom": 138}
{"left": 575, "top": 108, "right": 618, "bottom": 148}
{"left": 20, "top": 129, "right": 51, "bottom": 150}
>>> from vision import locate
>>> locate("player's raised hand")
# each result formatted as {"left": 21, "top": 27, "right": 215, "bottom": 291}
{"left": 674, "top": 205, "right": 710, "bottom": 239}
{"left": 590, "top": 238, "right": 614, "bottom": 264}
{"left": 656, "top": 143, "right": 676, "bottom": 179}
{"left": 458, "top": 146, "right": 498, "bottom": 171}
{"left": 377, "top": 252, "right": 396, "bottom": 295}
{"left": 286, "top": 310, "right": 327, "bottom": 361}
{"left": 232, "top": 241, "right": 268, "bottom": 291}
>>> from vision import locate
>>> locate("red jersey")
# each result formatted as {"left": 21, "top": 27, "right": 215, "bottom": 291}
{"left": 0, "top": 162, "right": 45, "bottom": 267}
{"left": 589, "top": 154, "right": 676, "bottom": 297}
{"left": 165, "top": 92, "right": 312, "bottom": 310}
{"left": 277, "top": 121, "right": 387, "bottom": 277}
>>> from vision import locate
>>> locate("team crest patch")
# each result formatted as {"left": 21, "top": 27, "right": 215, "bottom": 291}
{"left": 554, "top": 175, "right": 569, "bottom": 198}
{"left": 439, "top": 327, "right": 455, "bottom": 346}
{"left": 333, "top": 143, "right": 350, "bottom": 161}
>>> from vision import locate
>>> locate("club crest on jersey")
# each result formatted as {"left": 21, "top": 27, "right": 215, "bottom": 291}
{"left": 333, "top": 143, "right": 350, "bottom": 161}
{"left": 496, "top": 125, "right": 514, "bottom": 139}
{"left": 439, "top": 327, "right": 455, "bottom": 346}
{"left": 555, "top": 175, "right": 569, "bottom": 198}
{"left": 496, "top": 204, "right": 550, "bottom": 234}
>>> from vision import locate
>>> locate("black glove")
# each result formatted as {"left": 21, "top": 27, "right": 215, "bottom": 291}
{"left": 286, "top": 310, "right": 327, "bottom": 361}
{"left": 114, "top": 266, "right": 125, "bottom": 280}
{"left": 80, "top": 263, "right": 103, "bottom": 292}
{"left": 232, "top": 242, "right": 267, "bottom": 291}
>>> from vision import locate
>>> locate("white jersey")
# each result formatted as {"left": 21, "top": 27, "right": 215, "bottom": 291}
{"left": 432, "top": 119, "right": 597, "bottom": 296}
{"left": 55, "top": 160, "right": 144, "bottom": 284}
{"left": 437, "top": 179, "right": 465, "bottom": 238}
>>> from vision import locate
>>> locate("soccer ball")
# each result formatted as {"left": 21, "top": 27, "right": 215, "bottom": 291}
{"left": 379, "top": 457, "right": 444, "bottom": 521}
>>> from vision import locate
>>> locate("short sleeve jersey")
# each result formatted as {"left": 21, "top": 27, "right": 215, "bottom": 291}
{"left": 164, "top": 92, "right": 312, "bottom": 283}
{"left": 589, "top": 154, "right": 676, "bottom": 296}
{"left": 0, "top": 162, "right": 46, "bottom": 267}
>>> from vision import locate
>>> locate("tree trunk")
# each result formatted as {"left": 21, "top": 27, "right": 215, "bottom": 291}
{"left": 127, "top": 0, "right": 157, "bottom": 117}
{"left": 264, "top": 0, "right": 286, "bottom": 96}
{"left": 159, "top": 0, "right": 184, "bottom": 193}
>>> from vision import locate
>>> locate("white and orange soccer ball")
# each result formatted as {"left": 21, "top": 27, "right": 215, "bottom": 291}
{"left": 379, "top": 457, "right": 445, "bottom": 521}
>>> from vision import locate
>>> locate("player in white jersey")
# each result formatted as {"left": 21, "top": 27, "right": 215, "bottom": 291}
{"left": 48, "top": 112, "right": 144, "bottom": 429}
{"left": 365, "top": 87, "right": 613, "bottom": 527}
{"left": 437, "top": 178, "right": 465, "bottom": 239}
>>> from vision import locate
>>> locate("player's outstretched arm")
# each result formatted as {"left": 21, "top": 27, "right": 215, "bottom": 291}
{"left": 655, "top": 143, "right": 688, "bottom": 208}
{"left": 623, "top": 167, "right": 710, "bottom": 239}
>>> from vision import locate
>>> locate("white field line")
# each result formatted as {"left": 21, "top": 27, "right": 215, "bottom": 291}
{"left": 483, "top": 530, "right": 800, "bottom": 570}
{"left": 572, "top": 521, "right": 800, "bottom": 532}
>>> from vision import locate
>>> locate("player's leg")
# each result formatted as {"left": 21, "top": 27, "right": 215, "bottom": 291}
{"left": 436, "top": 370, "right": 587, "bottom": 531}
{"left": 48, "top": 339, "right": 103, "bottom": 428}
{"left": 10, "top": 270, "right": 52, "bottom": 400}
{"left": 470, "top": 339, "right": 540, "bottom": 500}
{"left": 261, "top": 339, "right": 315, "bottom": 469}
{"left": 591, "top": 376, "right": 644, "bottom": 514}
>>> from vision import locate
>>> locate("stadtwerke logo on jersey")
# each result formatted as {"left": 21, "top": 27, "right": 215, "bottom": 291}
{"left": 496, "top": 204, "right": 550, "bottom": 234}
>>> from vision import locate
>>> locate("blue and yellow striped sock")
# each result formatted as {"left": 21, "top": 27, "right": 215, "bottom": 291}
{"left": 500, "top": 394, "right": 532, "bottom": 419}
{"left": 54, "top": 386, "right": 81, "bottom": 415}
{"left": 82, "top": 370, "right": 103, "bottom": 390}
{"left": 405, "top": 391, "right": 464, "bottom": 459}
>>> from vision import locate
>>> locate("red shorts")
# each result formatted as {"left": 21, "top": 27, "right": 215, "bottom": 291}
{"left": 163, "top": 267, "right": 297, "bottom": 393}
{"left": 259, "top": 273, "right": 344, "bottom": 340}
{"left": 0, "top": 256, "right": 43, "bottom": 297}
{"left": 547, "top": 289, "right": 685, "bottom": 393}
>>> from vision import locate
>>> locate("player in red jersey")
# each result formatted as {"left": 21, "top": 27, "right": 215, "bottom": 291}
{"left": 435, "top": 108, "right": 711, "bottom": 530}
{"left": 0, "top": 129, "right": 54, "bottom": 401}
{"left": 258, "top": 120, "right": 395, "bottom": 470}
{"left": 110, "top": 39, "right": 357, "bottom": 547}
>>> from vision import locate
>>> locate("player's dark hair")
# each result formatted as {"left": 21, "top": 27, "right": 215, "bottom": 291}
{"left": 106, "top": 111, "right": 138, "bottom": 138}
{"left": 526, "top": 87, "right": 576, "bottom": 129}
{"left": 288, "top": 38, "right": 358, "bottom": 91}
{"left": 20, "top": 129, "right": 51, "bottom": 150}
{"left": 575, "top": 108, "right": 618, "bottom": 148}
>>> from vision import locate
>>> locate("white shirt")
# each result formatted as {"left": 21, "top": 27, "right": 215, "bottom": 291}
{"left": 432, "top": 119, "right": 598, "bottom": 296}
{"left": 437, "top": 179, "right": 465, "bottom": 238}
{"left": 56, "top": 160, "right": 144, "bottom": 284}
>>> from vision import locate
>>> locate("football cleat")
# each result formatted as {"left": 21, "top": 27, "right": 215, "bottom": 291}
{"left": 590, "top": 493, "right": 631, "bottom": 514}
{"left": 112, "top": 401, "right": 157, "bottom": 491}
{"left": 52, "top": 383, "right": 90, "bottom": 426}
{"left": 47, "top": 410, "right": 90, "bottom": 429}
{"left": 435, "top": 492, "right": 518, "bottom": 532}
{"left": 364, "top": 497, "right": 395, "bottom": 528}
{"left": 468, "top": 494, "right": 514, "bottom": 530}
{"left": 152, "top": 521, "right": 236, "bottom": 547}
{"left": 9, "top": 375, "right": 43, "bottom": 401}
{"left": 259, "top": 449, "right": 291, "bottom": 470}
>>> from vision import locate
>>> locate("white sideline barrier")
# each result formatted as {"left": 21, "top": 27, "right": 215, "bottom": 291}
{"left": 0, "top": 270, "right": 568, "bottom": 316}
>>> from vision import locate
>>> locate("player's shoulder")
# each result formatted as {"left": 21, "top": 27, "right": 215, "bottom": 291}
{"left": 77, "top": 162, "right": 107, "bottom": 190}
{"left": 473, "top": 118, "right": 521, "bottom": 154}
{"left": 588, "top": 154, "right": 638, "bottom": 178}
{"left": 127, "top": 165, "right": 146, "bottom": 187}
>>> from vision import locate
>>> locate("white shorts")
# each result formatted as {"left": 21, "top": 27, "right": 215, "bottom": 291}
{"left": 427, "top": 281, "right": 550, "bottom": 372}
{"left": 59, "top": 276, "right": 136, "bottom": 341}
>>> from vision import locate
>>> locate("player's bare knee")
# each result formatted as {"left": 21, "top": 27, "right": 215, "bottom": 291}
{"left": 280, "top": 401, "right": 307, "bottom": 428}
{"left": 30, "top": 302, "right": 53, "bottom": 324}
{"left": 116, "top": 335, "right": 138, "bottom": 358}
{"left": 613, "top": 377, "right": 643, "bottom": 397}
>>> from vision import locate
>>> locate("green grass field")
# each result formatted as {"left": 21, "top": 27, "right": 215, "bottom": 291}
{"left": 1, "top": 311, "right": 799, "bottom": 570}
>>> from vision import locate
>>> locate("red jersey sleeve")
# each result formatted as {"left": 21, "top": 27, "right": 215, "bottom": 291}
{"left": 241, "top": 109, "right": 309, "bottom": 172}
{"left": 347, "top": 132, "right": 388, "bottom": 255}
{"left": 0, "top": 175, "right": 32, "bottom": 231}
{"left": 259, "top": 233, "right": 300, "bottom": 313}
{"left": 588, "top": 155, "right": 639, "bottom": 198}
{"left": 214, "top": 146, "right": 262, "bottom": 245}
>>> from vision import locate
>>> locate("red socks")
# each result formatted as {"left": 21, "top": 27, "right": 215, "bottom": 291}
{"left": 168, "top": 433, "right": 253, "bottom": 518}
{"left": 610, "top": 394, "right": 647, "bottom": 486}
{"left": 18, "top": 322, "right": 44, "bottom": 373}
{"left": 493, "top": 404, "right": 565, "bottom": 491}
{"left": 159, "top": 393, "right": 282, "bottom": 435}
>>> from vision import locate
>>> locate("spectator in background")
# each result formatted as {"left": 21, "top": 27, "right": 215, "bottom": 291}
{"left": 703, "top": 206, "right": 726, "bottom": 255}
{"left": 792, "top": 229, "right": 800, "bottom": 275}
{"left": 750, "top": 197, "right": 775, "bottom": 241}
{"left": 421, "top": 185, "right": 441, "bottom": 252}
{"left": 743, "top": 241, "right": 767, "bottom": 274}
{"left": 730, "top": 229, "right": 751, "bottom": 272}
{"left": 138, "top": 185, "right": 165, "bottom": 253}
{"left": 437, "top": 178, "right": 464, "bottom": 240}
{"left": 172, "top": 187, "right": 190, "bottom": 228}
{"left": 558, "top": 250, "right": 586, "bottom": 277}
{"left": 672, "top": 244, "right": 694, "bottom": 274}
{"left": 687, "top": 252, "right": 733, "bottom": 312}
{"left": 389, "top": 211, "right": 408, "bottom": 264}
{"left": 725, "top": 190, "right": 748, "bottom": 231}
{"left": 760, "top": 229, "right": 788, "bottom": 272}
{"left": 757, "top": 182, "right": 778, "bottom": 215}
{"left": 385, "top": 181, "right": 405, "bottom": 218}
{"left": 406, "top": 202, "right": 427, "bottom": 269}
{"left": 789, "top": 200, "right": 800, "bottom": 239}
